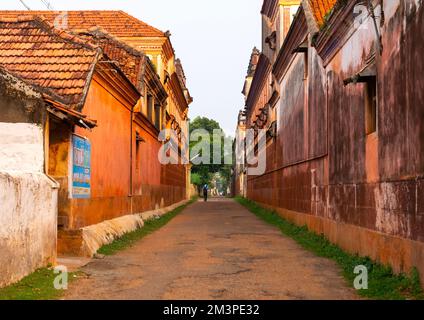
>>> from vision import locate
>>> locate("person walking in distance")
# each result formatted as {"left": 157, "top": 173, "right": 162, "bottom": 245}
{"left": 203, "top": 184, "right": 208, "bottom": 202}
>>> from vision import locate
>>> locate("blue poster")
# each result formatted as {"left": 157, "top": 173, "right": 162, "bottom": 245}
{"left": 72, "top": 135, "right": 91, "bottom": 198}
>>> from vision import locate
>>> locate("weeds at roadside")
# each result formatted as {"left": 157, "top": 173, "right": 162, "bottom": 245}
{"left": 98, "top": 197, "right": 198, "bottom": 255}
{"left": 235, "top": 196, "right": 424, "bottom": 300}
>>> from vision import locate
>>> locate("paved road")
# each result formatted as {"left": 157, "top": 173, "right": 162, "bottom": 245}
{"left": 65, "top": 198, "right": 357, "bottom": 300}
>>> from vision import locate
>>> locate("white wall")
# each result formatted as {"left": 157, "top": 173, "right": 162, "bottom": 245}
{"left": 0, "top": 122, "right": 44, "bottom": 172}
{"left": 0, "top": 172, "right": 58, "bottom": 287}
{"left": 0, "top": 122, "right": 58, "bottom": 287}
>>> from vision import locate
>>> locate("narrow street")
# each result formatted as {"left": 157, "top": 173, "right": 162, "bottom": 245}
{"left": 65, "top": 198, "right": 357, "bottom": 300}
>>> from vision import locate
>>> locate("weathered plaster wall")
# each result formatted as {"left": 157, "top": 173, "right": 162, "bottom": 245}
{"left": 0, "top": 70, "right": 58, "bottom": 287}
{"left": 0, "top": 69, "right": 45, "bottom": 125}
{"left": 62, "top": 76, "right": 133, "bottom": 229}
{"left": 280, "top": 55, "right": 306, "bottom": 166}
{"left": 0, "top": 123, "right": 44, "bottom": 172}
{"left": 247, "top": 1, "right": 424, "bottom": 282}
{"left": 0, "top": 172, "right": 58, "bottom": 287}
{"left": 0, "top": 122, "right": 58, "bottom": 287}
{"left": 76, "top": 78, "right": 132, "bottom": 199}
{"left": 378, "top": 0, "right": 424, "bottom": 180}
{"left": 132, "top": 184, "right": 186, "bottom": 213}
{"left": 59, "top": 74, "right": 187, "bottom": 234}
{"left": 132, "top": 120, "right": 161, "bottom": 190}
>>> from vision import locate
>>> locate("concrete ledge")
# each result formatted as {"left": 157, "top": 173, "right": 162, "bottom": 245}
{"left": 255, "top": 201, "right": 424, "bottom": 288}
{"left": 139, "top": 199, "right": 189, "bottom": 220}
{"left": 81, "top": 215, "right": 145, "bottom": 257}
{"left": 58, "top": 199, "right": 191, "bottom": 257}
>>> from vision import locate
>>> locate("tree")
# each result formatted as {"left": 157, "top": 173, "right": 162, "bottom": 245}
{"left": 189, "top": 116, "right": 232, "bottom": 193}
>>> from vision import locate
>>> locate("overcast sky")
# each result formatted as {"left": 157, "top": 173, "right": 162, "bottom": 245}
{"left": 4, "top": 0, "right": 262, "bottom": 135}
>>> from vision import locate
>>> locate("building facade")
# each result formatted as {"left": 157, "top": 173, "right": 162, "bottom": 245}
{"left": 0, "top": 10, "right": 193, "bottom": 201}
{"left": 239, "top": 0, "right": 424, "bottom": 284}
{"left": 0, "top": 12, "right": 192, "bottom": 280}
{"left": 0, "top": 67, "right": 58, "bottom": 287}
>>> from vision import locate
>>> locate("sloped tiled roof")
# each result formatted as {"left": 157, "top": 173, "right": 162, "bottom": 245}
{"left": 307, "top": 0, "right": 338, "bottom": 26}
{"left": 0, "top": 11, "right": 165, "bottom": 38}
{"left": 0, "top": 16, "right": 101, "bottom": 107}
{"left": 77, "top": 28, "right": 146, "bottom": 89}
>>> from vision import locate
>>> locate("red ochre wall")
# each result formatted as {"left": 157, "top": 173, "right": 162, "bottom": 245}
{"left": 247, "top": 2, "right": 424, "bottom": 284}
{"left": 59, "top": 74, "right": 187, "bottom": 233}
{"left": 131, "top": 120, "right": 187, "bottom": 213}
{"left": 71, "top": 75, "right": 132, "bottom": 229}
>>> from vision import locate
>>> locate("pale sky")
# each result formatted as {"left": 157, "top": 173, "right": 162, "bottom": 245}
{"left": 3, "top": 0, "right": 262, "bottom": 135}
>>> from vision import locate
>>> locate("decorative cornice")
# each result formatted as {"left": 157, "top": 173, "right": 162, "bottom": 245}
{"left": 94, "top": 59, "right": 141, "bottom": 109}
{"left": 169, "top": 72, "right": 189, "bottom": 114}
{"left": 162, "top": 37, "right": 175, "bottom": 61}
{"left": 134, "top": 111, "right": 160, "bottom": 138}
{"left": 261, "top": 0, "right": 279, "bottom": 19}
{"left": 245, "top": 54, "right": 272, "bottom": 116}
{"left": 145, "top": 58, "right": 168, "bottom": 104}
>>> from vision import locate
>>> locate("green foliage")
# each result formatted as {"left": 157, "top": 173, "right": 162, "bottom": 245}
{"left": 189, "top": 116, "right": 221, "bottom": 134}
{"left": 218, "top": 165, "right": 231, "bottom": 195}
{"left": 190, "top": 172, "right": 202, "bottom": 186}
{"left": 189, "top": 116, "right": 232, "bottom": 188}
{"left": 0, "top": 267, "right": 79, "bottom": 300}
{"left": 98, "top": 197, "right": 198, "bottom": 255}
{"left": 235, "top": 196, "right": 424, "bottom": 300}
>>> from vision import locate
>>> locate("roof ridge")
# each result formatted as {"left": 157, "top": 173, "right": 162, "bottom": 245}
{"left": 0, "top": 10, "right": 166, "bottom": 38}
{"left": 0, "top": 15, "right": 102, "bottom": 53}
{"left": 117, "top": 10, "right": 165, "bottom": 36}
{"left": 82, "top": 27, "right": 146, "bottom": 58}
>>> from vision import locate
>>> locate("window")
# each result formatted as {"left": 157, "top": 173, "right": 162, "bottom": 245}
{"left": 135, "top": 132, "right": 141, "bottom": 171}
{"left": 154, "top": 104, "right": 161, "bottom": 130}
{"left": 365, "top": 77, "right": 377, "bottom": 135}
{"left": 147, "top": 95, "right": 153, "bottom": 122}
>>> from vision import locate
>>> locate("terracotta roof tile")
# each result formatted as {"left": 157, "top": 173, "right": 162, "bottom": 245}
{"left": 0, "top": 11, "right": 165, "bottom": 38}
{"left": 308, "top": 0, "right": 338, "bottom": 26}
{"left": 0, "top": 16, "right": 100, "bottom": 107}
{"left": 76, "top": 29, "right": 146, "bottom": 89}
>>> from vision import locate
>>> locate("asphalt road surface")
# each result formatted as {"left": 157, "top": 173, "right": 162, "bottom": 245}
{"left": 65, "top": 198, "right": 357, "bottom": 300}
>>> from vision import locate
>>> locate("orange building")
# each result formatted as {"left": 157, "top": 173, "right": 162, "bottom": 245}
{"left": 0, "top": 15, "right": 190, "bottom": 256}
{"left": 0, "top": 10, "right": 193, "bottom": 199}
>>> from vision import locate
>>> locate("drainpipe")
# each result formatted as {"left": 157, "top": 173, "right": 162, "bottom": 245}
{"left": 129, "top": 104, "right": 134, "bottom": 214}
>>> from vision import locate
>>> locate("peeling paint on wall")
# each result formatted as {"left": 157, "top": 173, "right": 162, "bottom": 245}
{"left": 0, "top": 122, "right": 44, "bottom": 173}
{"left": 0, "top": 172, "right": 58, "bottom": 287}
{"left": 245, "top": 0, "right": 424, "bottom": 282}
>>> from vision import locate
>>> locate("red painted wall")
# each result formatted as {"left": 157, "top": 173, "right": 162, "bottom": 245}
{"left": 65, "top": 75, "right": 187, "bottom": 229}
{"left": 245, "top": 1, "right": 424, "bottom": 281}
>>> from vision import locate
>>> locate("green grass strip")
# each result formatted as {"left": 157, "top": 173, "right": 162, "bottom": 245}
{"left": 97, "top": 197, "right": 198, "bottom": 256}
{"left": 235, "top": 196, "right": 424, "bottom": 300}
{"left": 0, "top": 267, "right": 79, "bottom": 300}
